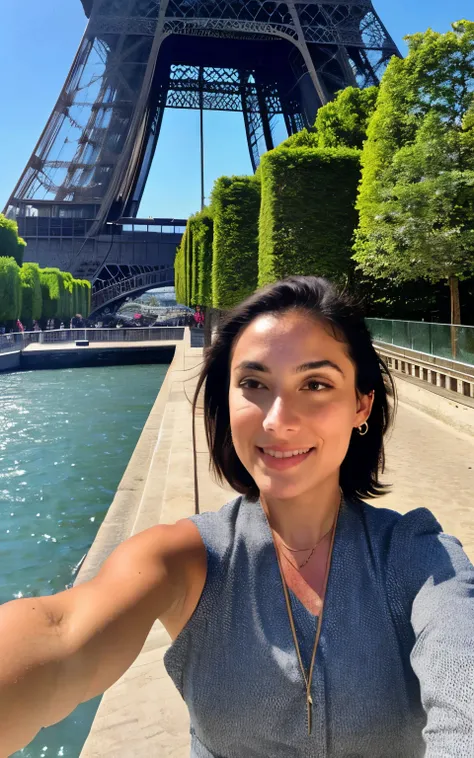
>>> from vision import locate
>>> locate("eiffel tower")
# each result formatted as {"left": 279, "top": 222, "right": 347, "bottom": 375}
{"left": 4, "top": 0, "right": 398, "bottom": 314}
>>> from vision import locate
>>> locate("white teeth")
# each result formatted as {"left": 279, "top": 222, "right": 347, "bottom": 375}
{"left": 263, "top": 448, "right": 311, "bottom": 459}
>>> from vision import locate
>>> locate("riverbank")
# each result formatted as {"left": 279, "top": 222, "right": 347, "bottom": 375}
{"left": 77, "top": 331, "right": 474, "bottom": 756}
{"left": 0, "top": 327, "right": 184, "bottom": 373}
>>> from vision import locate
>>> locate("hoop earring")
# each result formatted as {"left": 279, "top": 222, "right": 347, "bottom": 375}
{"left": 357, "top": 421, "right": 369, "bottom": 436}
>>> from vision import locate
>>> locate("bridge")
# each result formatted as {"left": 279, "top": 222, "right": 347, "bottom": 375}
{"left": 90, "top": 266, "right": 175, "bottom": 317}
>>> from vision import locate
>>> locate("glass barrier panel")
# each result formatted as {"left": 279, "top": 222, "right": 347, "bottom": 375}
{"left": 455, "top": 327, "right": 474, "bottom": 365}
{"left": 392, "top": 321, "right": 410, "bottom": 350}
{"left": 430, "top": 324, "right": 453, "bottom": 360}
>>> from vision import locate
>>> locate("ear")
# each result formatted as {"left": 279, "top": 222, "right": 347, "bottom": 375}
{"left": 354, "top": 390, "right": 375, "bottom": 429}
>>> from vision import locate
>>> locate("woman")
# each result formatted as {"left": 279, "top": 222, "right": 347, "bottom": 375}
{"left": 0, "top": 277, "right": 473, "bottom": 757}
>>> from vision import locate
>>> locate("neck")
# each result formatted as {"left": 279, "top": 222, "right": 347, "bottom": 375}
{"left": 260, "top": 476, "right": 341, "bottom": 550}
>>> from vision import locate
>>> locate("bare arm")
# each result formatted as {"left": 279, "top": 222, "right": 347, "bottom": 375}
{"left": 0, "top": 519, "right": 205, "bottom": 757}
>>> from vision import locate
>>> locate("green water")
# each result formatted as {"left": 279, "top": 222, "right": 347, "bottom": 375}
{"left": 0, "top": 364, "right": 168, "bottom": 758}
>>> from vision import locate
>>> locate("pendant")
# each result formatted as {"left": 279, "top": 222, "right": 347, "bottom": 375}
{"left": 307, "top": 692, "right": 313, "bottom": 736}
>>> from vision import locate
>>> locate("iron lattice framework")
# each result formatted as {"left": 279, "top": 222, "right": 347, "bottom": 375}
{"left": 5, "top": 0, "right": 399, "bottom": 240}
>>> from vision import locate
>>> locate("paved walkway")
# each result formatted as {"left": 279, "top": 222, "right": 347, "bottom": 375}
{"left": 383, "top": 400, "right": 474, "bottom": 560}
{"left": 79, "top": 340, "right": 474, "bottom": 757}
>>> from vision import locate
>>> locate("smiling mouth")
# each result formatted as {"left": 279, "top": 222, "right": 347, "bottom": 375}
{"left": 258, "top": 447, "right": 315, "bottom": 459}
{"left": 256, "top": 447, "right": 316, "bottom": 469}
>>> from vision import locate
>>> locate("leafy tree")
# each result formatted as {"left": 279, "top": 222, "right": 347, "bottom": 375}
{"left": 280, "top": 128, "right": 319, "bottom": 149}
{"left": 354, "top": 21, "right": 474, "bottom": 330}
{"left": 315, "top": 86, "right": 379, "bottom": 149}
{"left": 0, "top": 215, "right": 26, "bottom": 266}
{"left": 279, "top": 88, "right": 378, "bottom": 152}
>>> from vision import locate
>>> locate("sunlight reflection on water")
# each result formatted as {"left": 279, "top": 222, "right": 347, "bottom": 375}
{"left": 0, "top": 363, "right": 166, "bottom": 758}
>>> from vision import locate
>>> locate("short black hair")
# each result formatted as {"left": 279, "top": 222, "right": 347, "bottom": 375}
{"left": 193, "top": 276, "right": 395, "bottom": 502}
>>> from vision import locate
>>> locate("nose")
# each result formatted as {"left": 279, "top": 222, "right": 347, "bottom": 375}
{"left": 262, "top": 395, "right": 300, "bottom": 435}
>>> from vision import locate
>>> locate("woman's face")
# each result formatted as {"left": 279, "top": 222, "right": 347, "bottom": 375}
{"left": 229, "top": 310, "right": 373, "bottom": 502}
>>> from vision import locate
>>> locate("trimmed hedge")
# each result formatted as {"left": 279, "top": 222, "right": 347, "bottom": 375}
{"left": 0, "top": 257, "right": 21, "bottom": 322}
{"left": 185, "top": 222, "right": 193, "bottom": 306}
{"left": 39, "top": 268, "right": 65, "bottom": 322}
{"left": 20, "top": 262, "right": 42, "bottom": 326}
{"left": 211, "top": 175, "right": 260, "bottom": 309}
{"left": 188, "top": 210, "right": 214, "bottom": 307}
{"left": 81, "top": 279, "right": 92, "bottom": 318}
{"left": 258, "top": 147, "right": 361, "bottom": 287}
{"left": 195, "top": 211, "right": 213, "bottom": 307}
{"left": 174, "top": 234, "right": 186, "bottom": 305}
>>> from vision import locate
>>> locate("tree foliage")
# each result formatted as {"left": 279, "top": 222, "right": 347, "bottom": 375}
{"left": 315, "top": 86, "right": 379, "bottom": 149}
{"left": 0, "top": 257, "right": 22, "bottom": 322}
{"left": 211, "top": 175, "right": 260, "bottom": 309}
{"left": 354, "top": 21, "right": 474, "bottom": 323}
{"left": 259, "top": 146, "right": 361, "bottom": 287}
{"left": 19, "top": 262, "right": 42, "bottom": 326}
{"left": 0, "top": 215, "right": 26, "bottom": 266}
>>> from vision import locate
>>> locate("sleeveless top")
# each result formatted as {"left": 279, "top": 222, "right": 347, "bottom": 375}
{"left": 164, "top": 495, "right": 474, "bottom": 757}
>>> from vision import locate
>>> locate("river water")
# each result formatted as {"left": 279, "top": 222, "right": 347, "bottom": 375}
{"left": 0, "top": 364, "right": 168, "bottom": 758}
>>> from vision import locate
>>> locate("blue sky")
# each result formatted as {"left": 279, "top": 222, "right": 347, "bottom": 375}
{"left": 0, "top": 1, "right": 472, "bottom": 220}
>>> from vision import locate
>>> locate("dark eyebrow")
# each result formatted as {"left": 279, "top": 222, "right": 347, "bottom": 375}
{"left": 235, "top": 360, "right": 344, "bottom": 376}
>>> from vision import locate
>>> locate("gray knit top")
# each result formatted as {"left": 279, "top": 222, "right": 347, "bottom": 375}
{"left": 164, "top": 495, "right": 474, "bottom": 757}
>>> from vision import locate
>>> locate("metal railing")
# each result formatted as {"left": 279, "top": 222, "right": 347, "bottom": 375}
{"left": 0, "top": 327, "right": 184, "bottom": 353}
{"left": 367, "top": 318, "right": 474, "bottom": 366}
{"left": 0, "top": 332, "right": 27, "bottom": 354}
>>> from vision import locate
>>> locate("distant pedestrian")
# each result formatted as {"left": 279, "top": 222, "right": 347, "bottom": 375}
{"left": 193, "top": 306, "right": 205, "bottom": 329}
{"left": 16, "top": 319, "right": 24, "bottom": 333}
{"left": 71, "top": 313, "right": 85, "bottom": 328}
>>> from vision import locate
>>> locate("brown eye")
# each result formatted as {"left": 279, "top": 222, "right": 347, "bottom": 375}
{"left": 303, "top": 380, "right": 330, "bottom": 392}
{"left": 239, "top": 378, "right": 264, "bottom": 390}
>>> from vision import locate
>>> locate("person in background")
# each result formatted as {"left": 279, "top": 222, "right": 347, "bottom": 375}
{"left": 193, "top": 305, "right": 205, "bottom": 329}
{"left": 16, "top": 319, "right": 24, "bottom": 333}
{"left": 70, "top": 313, "right": 85, "bottom": 329}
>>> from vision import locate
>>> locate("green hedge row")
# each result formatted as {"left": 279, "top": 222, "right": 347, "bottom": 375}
{"left": 190, "top": 211, "right": 213, "bottom": 307}
{"left": 175, "top": 147, "right": 360, "bottom": 309}
{"left": 174, "top": 84, "right": 377, "bottom": 309}
{"left": 0, "top": 257, "right": 91, "bottom": 328}
{"left": 211, "top": 176, "right": 260, "bottom": 309}
{"left": 258, "top": 146, "right": 361, "bottom": 287}
{"left": 174, "top": 238, "right": 186, "bottom": 306}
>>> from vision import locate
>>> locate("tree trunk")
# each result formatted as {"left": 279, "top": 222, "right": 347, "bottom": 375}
{"left": 449, "top": 276, "right": 461, "bottom": 359}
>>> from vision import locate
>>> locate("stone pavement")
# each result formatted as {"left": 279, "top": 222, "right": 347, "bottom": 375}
{"left": 79, "top": 336, "right": 474, "bottom": 757}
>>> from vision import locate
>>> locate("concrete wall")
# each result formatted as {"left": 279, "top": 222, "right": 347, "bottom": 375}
{"left": 0, "top": 351, "right": 20, "bottom": 372}
{"left": 21, "top": 345, "right": 175, "bottom": 371}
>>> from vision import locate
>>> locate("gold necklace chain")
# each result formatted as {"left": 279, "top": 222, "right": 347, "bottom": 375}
{"left": 278, "top": 525, "right": 333, "bottom": 569}
{"left": 273, "top": 490, "right": 342, "bottom": 736}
